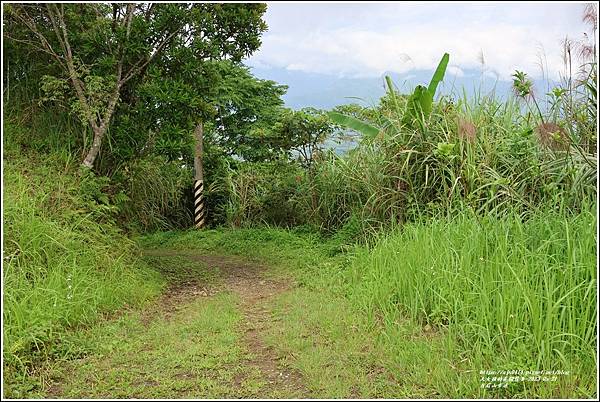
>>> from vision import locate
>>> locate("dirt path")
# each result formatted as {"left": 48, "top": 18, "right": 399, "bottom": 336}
{"left": 37, "top": 250, "right": 311, "bottom": 399}
{"left": 142, "top": 251, "right": 308, "bottom": 398}
{"left": 41, "top": 250, "right": 411, "bottom": 398}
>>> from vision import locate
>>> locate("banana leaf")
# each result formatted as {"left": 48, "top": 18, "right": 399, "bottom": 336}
{"left": 402, "top": 85, "right": 431, "bottom": 126}
{"left": 428, "top": 53, "right": 449, "bottom": 98}
{"left": 327, "top": 111, "right": 380, "bottom": 140}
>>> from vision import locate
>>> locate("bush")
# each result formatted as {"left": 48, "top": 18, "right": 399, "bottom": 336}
{"left": 212, "top": 159, "right": 309, "bottom": 228}
{"left": 111, "top": 155, "right": 194, "bottom": 233}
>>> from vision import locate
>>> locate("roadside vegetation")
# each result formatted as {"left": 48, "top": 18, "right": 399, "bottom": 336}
{"left": 3, "top": 123, "right": 164, "bottom": 396}
{"left": 2, "top": 2, "right": 597, "bottom": 399}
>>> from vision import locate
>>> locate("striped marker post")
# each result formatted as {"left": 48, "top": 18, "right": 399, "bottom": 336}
{"left": 194, "top": 179, "right": 206, "bottom": 228}
{"left": 193, "top": 121, "right": 206, "bottom": 229}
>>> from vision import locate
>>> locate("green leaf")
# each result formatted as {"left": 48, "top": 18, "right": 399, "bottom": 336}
{"left": 403, "top": 85, "right": 431, "bottom": 126}
{"left": 418, "top": 89, "right": 433, "bottom": 117}
{"left": 327, "top": 111, "right": 380, "bottom": 139}
{"left": 385, "top": 75, "right": 396, "bottom": 94}
{"left": 384, "top": 75, "right": 400, "bottom": 113}
{"left": 428, "top": 53, "right": 449, "bottom": 98}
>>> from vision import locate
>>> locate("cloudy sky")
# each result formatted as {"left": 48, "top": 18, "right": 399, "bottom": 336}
{"left": 247, "top": 2, "right": 595, "bottom": 82}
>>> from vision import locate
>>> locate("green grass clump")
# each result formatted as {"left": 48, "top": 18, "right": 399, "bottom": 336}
{"left": 47, "top": 293, "right": 249, "bottom": 399}
{"left": 2, "top": 141, "right": 164, "bottom": 397}
{"left": 138, "top": 226, "right": 325, "bottom": 267}
{"left": 344, "top": 206, "right": 597, "bottom": 397}
{"left": 139, "top": 217, "right": 597, "bottom": 398}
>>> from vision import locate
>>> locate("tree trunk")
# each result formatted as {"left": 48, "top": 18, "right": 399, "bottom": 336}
{"left": 80, "top": 86, "right": 121, "bottom": 169}
{"left": 82, "top": 125, "right": 107, "bottom": 169}
{"left": 193, "top": 121, "right": 206, "bottom": 228}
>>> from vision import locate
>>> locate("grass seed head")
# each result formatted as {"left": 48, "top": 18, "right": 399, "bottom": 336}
{"left": 535, "top": 122, "right": 570, "bottom": 151}
{"left": 457, "top": 118, "right": 477, "bottom": 143}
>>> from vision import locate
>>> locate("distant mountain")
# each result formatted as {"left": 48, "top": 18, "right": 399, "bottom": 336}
{"left": 246, "top": 64, "right": 559, "bottom": 111}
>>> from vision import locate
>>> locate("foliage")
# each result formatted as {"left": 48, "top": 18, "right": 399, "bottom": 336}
{"left": 2, "top": 135, "right": 164, "bottom": 396}
{"left": 207, "top": 62, "right": 289, "bottom": 162}
{"left": 114, "top": 60, "right": 289, "bottom": 168}
{"left": 111, "top": 155, "right": 195, "bottom": 233}
{"left": 139, "top": 224, "right": 597, "bottom": 398}
{"left": 4, "top": 3, "right": 269, "bottom": 168}
{"left": 223, "top": 81, "right": 596, "bottom": 236}
{"left": 327, "top": 111, "right": 380, "bottom": 140}
{"left": 268, "top": 108, "right": 335, "bottom": 167}
{"left": 329, "top": 52, "right": 450, "bottom": 138}
{"left": 212, "top": 160, "right": 308, "bottom": 228}
{"left": 345, "top": 206, "right": 597, "bottom": 397}
{"left": 401, "top": 52, "right": 449, "bottom": 129}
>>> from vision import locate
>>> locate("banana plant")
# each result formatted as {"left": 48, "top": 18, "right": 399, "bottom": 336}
{"left": 326, "top": 111, "right": 380, "bottom": 139}
{"left": 328, "top": 53, "right": 450, "bottom": 140}
{"left": 403, "top": 52, "right": 449, "bottom": 127}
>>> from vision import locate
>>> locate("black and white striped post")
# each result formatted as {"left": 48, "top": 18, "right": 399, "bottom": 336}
{"left": 193, "top": 121, "right": 206, "bottom": 229}
{"left": 193, "top": 179, "right": 206, "bottom": 228}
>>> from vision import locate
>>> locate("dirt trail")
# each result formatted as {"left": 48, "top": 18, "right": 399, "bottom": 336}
{"left": 143, "top": 251, "right": 308, "bottom": 397}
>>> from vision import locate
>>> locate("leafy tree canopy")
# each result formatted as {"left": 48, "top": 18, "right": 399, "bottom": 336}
{"left": 4, "top": 2, "right": 268, "bottom": 168}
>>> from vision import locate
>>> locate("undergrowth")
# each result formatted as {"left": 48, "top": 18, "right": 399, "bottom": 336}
{"left": 140, "top": 210, "right": 597, "bottom": 398}
{"left": 2, "top": 126, "right": 164, "bottom": 397}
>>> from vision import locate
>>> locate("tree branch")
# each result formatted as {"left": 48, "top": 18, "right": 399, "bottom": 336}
{"left": 10, "top": 6, "right": 67, "bottom": 71}
{"left": 46, "top": 3, "right": 97, "bottom": 130}
{"left": 120, "top": 30, "right": 179, "bottom": 85}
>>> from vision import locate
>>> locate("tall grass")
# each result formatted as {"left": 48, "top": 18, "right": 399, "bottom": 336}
{"left": 220, "top": 80, "right": 596, "bottom": 238}
{"left": 344, "top": 205, "right": 597, "bottom": 395}
{"left": 4, "top": 111, "right": 196, "bottom": 234}
{"left": 112, "top": 155, "right": 194, "bottom": 233}
{"left": 218, "top": 47, "right": 596, "bottom": 240}
{"left": 2, "top": 127, "right": 164, "bottom": 396}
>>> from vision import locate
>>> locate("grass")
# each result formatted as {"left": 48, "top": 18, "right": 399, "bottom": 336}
{"left": 218, "top": 74, "right": 596, "bottom": 236}
{"left": 344, "top": 206, "right": 597, "bottom": 398}
{"left": 137, "top": 225, "right": 334, "bottom": 279}
{"left": 2, "top": 136, "right": 164, "bottom": 398}
{"left": 263, "top": 287, "right": 457, "bottom": 398}
{"left": 4, "top": 212, "right": 597, "bottom": 398}
{"left": 3, "top": 124, "right": 597, "bottom": 398}
{"left": 7, "top": 249, "right": 268, "bottom": 399}
{"left": 43, "top": 293, "right": 252, "bottom": 399}
{"left": 33, "top": 231, "right": 469, "bottom": 398}
{"left": 140, "top": 208, "right": 597, "bottom": 398}
{"left": 16, "top": 239, "right": 389, "bottom": 398}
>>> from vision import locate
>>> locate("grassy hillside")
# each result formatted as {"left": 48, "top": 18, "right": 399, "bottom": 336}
{"left": 2, "top": 122, "right": 164, "bottom": 397}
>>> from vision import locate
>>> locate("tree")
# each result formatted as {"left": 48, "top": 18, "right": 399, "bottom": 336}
{"left": 107, "top": 58, "right": 295, "bottom": 175}
{"left": 5, "top": 3, "right": 268, "bottom": 169}
{"left": 207, "top": 62, "right": 288, "bottom": 162}
{"left": 268, "top": 108, "right": 334, "bottom": 168}
{"left": 124, "top": 60, "right": 288, "bottom": 228}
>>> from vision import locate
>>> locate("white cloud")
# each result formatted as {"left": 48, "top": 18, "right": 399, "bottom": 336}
{"left": 483, "top": 69, "right": 501, "bottom": 80}
{"left": 447, "top": 65, "right": 465, "bottom": 78}
{"left": 248, "top": 2, "right": 592, "bottom": 81}
{"left": 286, "top": 63, "right": 309, "bottom": 71}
